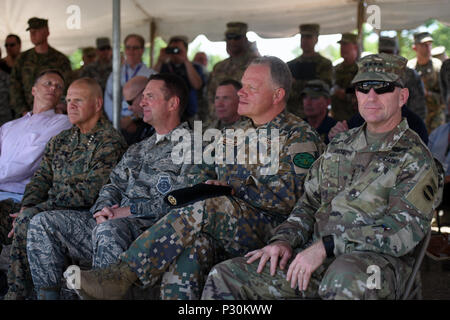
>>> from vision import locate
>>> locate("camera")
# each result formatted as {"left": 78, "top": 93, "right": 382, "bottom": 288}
{"left": 165, "top": 47, "right": 180, "bottom": 54}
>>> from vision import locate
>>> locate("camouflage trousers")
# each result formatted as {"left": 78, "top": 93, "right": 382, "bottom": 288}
{"left": 27, "top": 210, "right": 153, "bottom": 293}
{"left": 120, "top": 196, "right": 281, "bottom": 300}
{"left": 201, "top": 251, "right": 413, "bottom": 300}
{"left": 0, "top": 199, "right": 22, "bottom": 251}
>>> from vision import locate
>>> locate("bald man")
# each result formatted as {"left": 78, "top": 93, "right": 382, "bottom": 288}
{"left": 120, "top": 76, "right": 154, "bottom": 145}
{"left": 3, "top": 78, "right": 127, "bottom": 300}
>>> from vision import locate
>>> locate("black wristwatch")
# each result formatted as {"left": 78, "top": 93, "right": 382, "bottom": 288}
{"left": 322, "top": 235, "right": 335, "bottom": 258}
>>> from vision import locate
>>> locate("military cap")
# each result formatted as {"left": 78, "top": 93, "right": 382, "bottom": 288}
{"left": 82, "top": 47, "right": 96, "bottom": 58}
{"left": 351, "top": 53, "right": 407, "bottom": 86}
{"left": 26, "top": 17, "right": 48, "bottom": 31}
{"left": 164, "top": 183, "right": 232, "bottom": 207}
{"left": 96, "top": 37, "right": 111, "bottom": 49}
{"left": 378, "top": 36, "right": 399, "bottom": 53}
{"left": 225, "top": 22, "right": 248, "bottom": 36}
{"left": 299, "top": 24, "right": 320, "bottom": 36}
{"left": 414, "top": 32, "right": 433, "bottom": 44}
{"left": 301, "top": 80, "right": 330, "bottom": 98}
{"left": 338, "top": 33, "right": 358, "bottom": 44}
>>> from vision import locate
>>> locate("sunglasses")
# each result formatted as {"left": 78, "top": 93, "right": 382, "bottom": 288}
{"left": 355, "top": 81, "right": 402, "bottom": 94}
{"left": 226, "top": 34, "right": 243, "bottom": 41}
{"left": 126, "top": 89, "right": 144, "bottom": 106}
{"left": 5, "top": 43, "right": 17, "bottom": 48}
{"left": 125, "top": 45, "right": 142, "bottom": 51}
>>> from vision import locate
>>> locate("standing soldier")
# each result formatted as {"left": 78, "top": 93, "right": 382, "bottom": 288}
{"left": 9, "top": 17, "right": 72, "bottom": 118}
{"left": 205, "top": 22, "right": 259, "bottom": 122}
{"left": 331, "top": 33, "right": 359, "bottom": 121}
{"left": 407, "top": 32, "right": 444, "bottom": 132}
{"left": 287, "top": 24, "right": 333, "bottom": 119}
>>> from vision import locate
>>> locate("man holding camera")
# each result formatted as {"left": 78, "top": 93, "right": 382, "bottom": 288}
{"left": 154, "top": 36, "right": 204, "bottom": 122}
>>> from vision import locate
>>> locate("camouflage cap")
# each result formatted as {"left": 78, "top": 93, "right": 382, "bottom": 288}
{"left": 225, "top": 22, "right": 248, "bottom": 36}
{"left": 299, "top": 24, "right": 320, "bottom": 36}
{"left": 301, "top": 79, "right": 330, "bottom": 98}
{"left": 414, "top": 32, "right": 433, "bottom": 44}
{"left": 338, "top": 33, "right": 358, "bottom": 44}
{"left": 82, "top": 47, "right": 96, "bottom": 58}
{"left": 96, "top": 37, "right": 111, "bottom": 49}
{"left": 378, "top": 36, "right": 399, "bottom": 53}
{"left": 351, "top": 53, "right": 407, "bottom": 86}
{"left": 26, "top": 17, "right": 48, "bottom": 31}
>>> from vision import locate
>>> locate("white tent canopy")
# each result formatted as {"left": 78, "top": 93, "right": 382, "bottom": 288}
{"left": 1, "top": 0, "right": 450, "bottom": 55}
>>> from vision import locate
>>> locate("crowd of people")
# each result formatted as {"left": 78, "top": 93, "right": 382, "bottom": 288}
{"left": 0, "top": 15, "right": 448, "bottom": 300}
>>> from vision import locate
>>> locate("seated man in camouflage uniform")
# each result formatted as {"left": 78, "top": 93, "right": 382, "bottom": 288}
{"left": 69, "top": 56, "right": 324, "bottom": 300}
{"left": 1, "top": 77, "right": 127, "bottom": 299}
{"left": 201, "top": 53, "right": 444, "bottom": 300}
{"left": 27, "top": 73, "right": 193, "bottom": 300}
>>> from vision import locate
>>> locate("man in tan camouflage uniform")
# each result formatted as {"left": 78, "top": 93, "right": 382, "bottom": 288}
{"left": 0, "top": 78, "right": 126, "bottom": 299}
{"left": 287, "top": 24, "right": 333, "bottom": 119}
{"left": 27, "top": 73, "right": 193, "bottom": 299}
{"left": 201, "top": 53, "right": 444, "bottom": 300}
{"left": 68, "top": 56, "right": 324, "bottom": 300}
{"left": 331, "top": 33, "right": 359, "bottom": 122}
{"left": 9, "top": 17, "right": 72, "bottom": 118}
{"left": 205, "top": 22, "right": 259, "bottom": 123}
{"left": 408, "top": 32, "right": 444, "bottom": 133}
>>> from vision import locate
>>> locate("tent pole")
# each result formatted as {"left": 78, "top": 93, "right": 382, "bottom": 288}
{"left": 112, "top": 0, "right": 121, "bottom": 130}
{"left": 150, "top": 20, "right": 156, "bottom": 67}
{"left": 357, "top": 0, "right": 366, "bottom": 53}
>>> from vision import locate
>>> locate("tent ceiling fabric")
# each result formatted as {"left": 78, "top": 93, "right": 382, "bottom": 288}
{"left": 1, "top": 0, "right": 450, "bottom": 55}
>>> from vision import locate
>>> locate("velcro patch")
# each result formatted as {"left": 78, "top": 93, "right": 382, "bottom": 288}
{"left": 405, "top": 169, "right": 438, "bottom": 214}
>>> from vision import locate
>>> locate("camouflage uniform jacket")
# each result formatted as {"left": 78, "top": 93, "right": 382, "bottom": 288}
{"left": 9, "top": 46, "right": 72, "bottom": 117}
{"left": 21, "top": 116, "right": 127, "bottom": 212}
{"left": 206, "top": 49, "right": 259, "bottom": 119}
{"left": 440, "top": 59, "right": 450, "bottom": 106}
{"left": 0, "top": 70, "right": 12, "bottom": 126}
{"left": 188, "top": 111, "right": 325, "bottom": 217}
{"left": 404, "top": 67, "right": 427, "bottom": 120}
{"left": 79, "top": 61, "right": 113, "bottom": 94}
{"left": 271, "top": 119, "right": 443, "bottom": 258}
{"left": 287, "top": 53, "right": 333, "bottom": 118}
{"left": 90, "top": 122, "right": 193, "bottom": 220}
{"left": 331, "top": 61, "right": 358, "bottom": 121}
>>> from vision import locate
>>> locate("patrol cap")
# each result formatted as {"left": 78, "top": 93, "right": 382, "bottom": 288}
{"left": 82, "top": 47, "right": 96, "bottom": 58}
{"left": 414, "top": 32, "right": 433, "bottom": 44}
{"left": 299, "top": 24, "right": 320, "bottom": 36}
{"left": 225, "top": 22, "right": 248, "bottom": 37}
{"left": 338, "top": 33, "right": 358, "bottom": 44}
{"left": 26, "top": 17, "right": 48, "bottom": 31}
{"left": 351, "top": 53, "right": 407, "bottom": 86}
{"left": 378, "top": 36, "right": 399, "bottom": 53}
{"left": 301, "top": 80, "right": 330, "bottom": 98}
{"left": 96, "top": 37, "right": 111, "bottom": 49}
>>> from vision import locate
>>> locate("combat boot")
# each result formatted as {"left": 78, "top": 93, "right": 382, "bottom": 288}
{"left": 67, "top": 261, "right": 138, "bottom": 300}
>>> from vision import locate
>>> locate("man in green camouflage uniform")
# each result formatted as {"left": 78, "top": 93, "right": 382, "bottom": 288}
{"left": 26, "top": 74, "right": 193, "bottom": 300}
{"left": 0, "top": 78, "right": 126, "bottom": 299}
{"left": 0, "top": 69, "right": 12, "bottom": 125}
{"left": 201, "top": 53, "right": 444, "bottom": 300}
{"left": 205, "top": 22, "right": 259, "bottom": 123}
{"left": 440, "top": 58, "right": 450, "bottom": 109}
{"left": 331, "top": 33, "right": 359, "bottom": 122}
{"left": 408, "top": 32, "right": 444, "bottom": 133}
{"left": 9, "top": 18, "right": 72, "bottom": 118}
{"left": 79, "top": 38, "right": 112, "bottom": 94}
{"left": 69, "top": 56, "right": 324, "bottom": 300}
{"left": 287, "top": 24, "right": 333, "bottom": 119}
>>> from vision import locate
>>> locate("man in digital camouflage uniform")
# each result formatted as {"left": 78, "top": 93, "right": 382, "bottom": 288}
{"left": 205, "top": 22, "right": 259, "bottom": 123}
{"left": 1, "top": 78, "right": 126, "bottom": 299}
{"left": 331, "top": 33, "right": 359, "bottom": 122}
{"left": 201, "top": 53, "right": 444, "bottom": 300}
{"left": 408, "top": 32, "right": 444, "bottom": 133}
{"left": 69, "top": 56, "right": 325, "bottom": 300}
{"left": 9, "top": 17, "right": 72, "bottom": 118}
{"left": 286, "top": 24, "right": 333, "bottom": 119}
{"left": 26, "top": 74, "right": 193, "bottom": 300}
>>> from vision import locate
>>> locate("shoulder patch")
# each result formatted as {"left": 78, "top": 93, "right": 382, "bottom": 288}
{"left": 156, "top": 175, "right": 172, "bottom": 195}
{"left": 405, "top": 169, "right": 439, "bottom": 214}
{"left": 293, "top": 153, "right": 315, "bottom": 169}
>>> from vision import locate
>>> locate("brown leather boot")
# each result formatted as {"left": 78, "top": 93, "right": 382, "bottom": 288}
{"left": 66, "top": 262, "right": 138, "bottom": 300}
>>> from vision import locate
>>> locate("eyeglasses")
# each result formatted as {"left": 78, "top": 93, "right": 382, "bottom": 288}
{"left": 355, "top": 81, "right": 401, "bottom": 94}
{"left": 5, "top": 43, "right": 17, "bottom": 48}
{"left": 126, "top": 89, "right": 144, "bottom": 106}
{"left": 125, "top": 45, "right": 142, "bottom": 51}
{"left": 226, "top": 34, "right": 243, "bottom": 41}
{"left": 39, "top": 80, "right": 64, "bottom": 91}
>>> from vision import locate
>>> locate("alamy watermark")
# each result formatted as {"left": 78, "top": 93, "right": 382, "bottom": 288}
{"left": 66, "top": 5, "right": 81, "bottom": 30}
{"left": 366, "top": 264, "right": 381, "bottom": 290}
{"left": 64, "top": 265, "right": 81, "bottom": 290}
{"left": 366, "top": 5, "right": 381, "bottom": 29}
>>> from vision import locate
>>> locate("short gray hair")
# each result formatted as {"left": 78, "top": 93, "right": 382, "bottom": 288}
{"left": 250, "top": 56, "right": 292, "bottom": 101}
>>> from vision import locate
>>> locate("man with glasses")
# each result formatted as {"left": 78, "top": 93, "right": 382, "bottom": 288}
{"left": 80, "top": 37, "right": 113, "bottom": 94}
{"left": 120, "top": 76, "right": 154, "bottom": 145}
{"left": 201, "top": 53, "right": 444, "bottom": 300}
{"left": 9, "top": 17, "right": 72, "bottom": 118}
{"left": 286, "top": 24, "right": 333, "bottom": 119}
{"left": 27, "top": 73, "right": 192, "bottom": 299}
{"left": 206, "top": 22, "right": 259, "bottom": 123}
{"left": 103, "top": 34, "right": 156, "bottom": 123}
{"left": 0, "top": 34, "right": 21, "bottom": 74}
